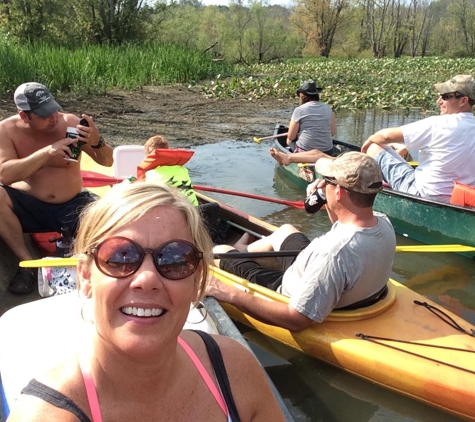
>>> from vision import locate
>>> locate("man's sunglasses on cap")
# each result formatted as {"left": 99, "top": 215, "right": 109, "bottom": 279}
{"left": 87, "top": 237, "right": 203, "bottom": 280}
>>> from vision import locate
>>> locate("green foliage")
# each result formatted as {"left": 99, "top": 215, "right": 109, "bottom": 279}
{"left": 2, "top": 0, "right": 475, "bottom": 61}
{"left": 0, "top": 0, "right": 152, "bottom": 46}
{"left": 0, "top": 42, "right": 233, "bottom": 95}
{"left": 201, "top": 57, "right": 475, "bottom": 112}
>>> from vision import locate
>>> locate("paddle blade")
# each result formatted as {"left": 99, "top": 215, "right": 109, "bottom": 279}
{"left": 395, "top": 244, "right": 475, "bottom": 253}
{"left": 253, "top": 137, "right": 262, "bottom": 144}
{"left": 81, "top": 170, "right": 123, "bottom": 187}
{"left": 20, "top": 257, "right": 79, "bottom": 268}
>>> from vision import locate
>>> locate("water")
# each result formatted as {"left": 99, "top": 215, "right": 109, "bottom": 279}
{"left": 187, "top": 109, "right": 474, "bottom": 422}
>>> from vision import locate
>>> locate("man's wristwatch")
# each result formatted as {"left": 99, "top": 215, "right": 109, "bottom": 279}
{"left": 92, "top": 135, "right": 106, "bottom": 149}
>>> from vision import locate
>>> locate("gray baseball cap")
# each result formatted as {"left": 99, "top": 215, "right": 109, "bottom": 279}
{"left": 14, "top": 82, "right": 61, "bottom": 118}
{"left": 315, "top": 152, "right": 383, "bottom": 194}
{"left": 433, "top": 75, "right": 475, "bottom": 101}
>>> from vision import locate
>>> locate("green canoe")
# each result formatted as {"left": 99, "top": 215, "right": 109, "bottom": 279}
{"left": 272, "top": 125, "right": 475, "bottom": 256}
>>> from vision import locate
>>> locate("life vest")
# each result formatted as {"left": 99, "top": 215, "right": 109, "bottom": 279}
{"left": 137, "top": 148, "right": 194, "bottom": 181}
{"left": 145, "top": 166, "right": 198, "bottom": 205}
{"left": 138, "top": 149, "right": 198, "bottom": 206}
{"left": 450, "top": 181, "right": 475, "bottom": 208}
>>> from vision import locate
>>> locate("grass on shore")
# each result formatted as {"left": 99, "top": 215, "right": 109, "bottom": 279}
{"left": 0, "top": 42, "right": 233, "bottom": 97}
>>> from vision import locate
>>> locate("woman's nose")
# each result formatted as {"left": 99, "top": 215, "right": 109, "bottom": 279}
{"left": 129, "top": 254, "right": 164, "bottom": 290}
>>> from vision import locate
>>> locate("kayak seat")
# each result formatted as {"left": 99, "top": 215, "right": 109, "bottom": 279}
{"left": 450, "top": 181, "right": 475, "bottom": 208}
{"left": 335, "top": 284, "right": 388, "bottom": 311}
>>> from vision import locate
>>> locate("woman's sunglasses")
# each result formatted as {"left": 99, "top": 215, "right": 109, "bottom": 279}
{"left": 87, "top": 236, "right": 203, "bottom": 280}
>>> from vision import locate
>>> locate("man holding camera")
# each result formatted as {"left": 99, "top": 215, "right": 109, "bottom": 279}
{"left": 0, "top": 82, "right": 113, "bottom": 294}
{"left": 208, "top": 152, "right": 395, "bottom": 332}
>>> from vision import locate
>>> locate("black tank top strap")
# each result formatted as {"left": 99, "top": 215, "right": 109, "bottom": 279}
{"left": 193, "top": 330, "right": 241, "bottom": 422}
{"left": 22, "top": 378, "right": 92, "bottom": 422}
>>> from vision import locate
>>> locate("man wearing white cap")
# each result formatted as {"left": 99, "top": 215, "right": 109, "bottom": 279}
{"left": 208, "top": 152, "right": 395, "bottom": 331}
{"left": 0, "top": 82, "right": 113, "bottom": 294}
{"left": 362, "top": 74, "right": 475, "bottom": 203}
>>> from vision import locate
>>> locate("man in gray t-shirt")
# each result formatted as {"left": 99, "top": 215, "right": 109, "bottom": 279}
{"left": 208, "top": 152, "right": 396, "bottom": 332}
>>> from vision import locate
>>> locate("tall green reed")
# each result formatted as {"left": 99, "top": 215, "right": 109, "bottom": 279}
{"left": 0, "top": 42, "right": 233, "bottom": 96}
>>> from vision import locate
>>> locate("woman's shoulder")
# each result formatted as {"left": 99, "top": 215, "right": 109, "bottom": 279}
{"left": 180, "top": 330, "right": 267, "bottom": 386}
{"left": 7, "top": 359, "right": 86, "bottom": 422}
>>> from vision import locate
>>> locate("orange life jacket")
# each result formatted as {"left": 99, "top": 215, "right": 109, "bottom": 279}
{"left": 450, "top": 181, "right": 475, "bottom": 208}
{"left": 136, "top": 148, "right": 194, "bottom": 181}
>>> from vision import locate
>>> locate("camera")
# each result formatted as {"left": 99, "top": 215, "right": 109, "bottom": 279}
{"left": 64, "top": 117, "right": 89, "bottom": 161}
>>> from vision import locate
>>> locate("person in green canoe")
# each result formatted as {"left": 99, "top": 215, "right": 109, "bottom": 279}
{"left": 362, "top": 74, "right": 475, "bottom": 203}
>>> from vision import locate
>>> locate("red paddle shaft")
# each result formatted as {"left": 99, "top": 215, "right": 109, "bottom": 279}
{"left": 193, "top": 185, "right": 305, "bottom": 209}
{"left": 81, "top": 171, "right": 305, "bottom": 209}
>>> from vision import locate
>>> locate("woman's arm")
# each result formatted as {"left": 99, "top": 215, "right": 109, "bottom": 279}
{"left": 286, "top": 119, "right": 299, "bottom": 146}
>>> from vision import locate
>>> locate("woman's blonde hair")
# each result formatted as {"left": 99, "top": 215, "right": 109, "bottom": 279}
{"left": 144, "top": 135, "right": 169, "bottom": 154}
{"left": 74, "top": 183, "right": 213, "bottom": 302}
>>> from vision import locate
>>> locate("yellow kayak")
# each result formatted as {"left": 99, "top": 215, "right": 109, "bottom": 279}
{"left": 203, "top": 197, "right": 475, "bottom": 421}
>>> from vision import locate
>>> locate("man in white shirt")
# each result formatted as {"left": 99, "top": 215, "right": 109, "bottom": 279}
{"left": 362, "top": 74, "right": 475, "bottom": 203}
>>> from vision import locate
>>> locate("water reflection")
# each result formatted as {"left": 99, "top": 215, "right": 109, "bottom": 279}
{"left": 336, "top": 109, "right": 436, "bottom": 146}
{"left": 187, "top": 109, "right": 472, "bottom": 422}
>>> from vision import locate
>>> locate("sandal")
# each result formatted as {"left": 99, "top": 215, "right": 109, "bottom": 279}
{"left": 8, "top": 268, "right": 36, "bottom": 294}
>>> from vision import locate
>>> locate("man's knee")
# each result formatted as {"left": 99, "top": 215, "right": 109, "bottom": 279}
{"left": 366, "top": 143, "right": 385, "bottom": 158}
{"left": 273, "top": 224, "right": 299, "bottom": 249}
{"left": 213, "top": 244, "right": 236, "bottom": 254}
{"left": 0, "top": 187, "right": 13, "bottom": 210}
{"left": 278, "top": 224, "right": 299, "bottom": 236}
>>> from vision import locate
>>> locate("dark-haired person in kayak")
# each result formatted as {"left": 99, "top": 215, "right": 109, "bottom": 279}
{"left": 0, "top": 82, "right": 113, "bottom": 294}
{"left": 208, "top": 152, "right": 395, "bottom": 332}
{"left": 362, "top": 74, "right": 475, "bottom": 203}
{"left": 270, "top": 80, "right": 336, "bottom": 164}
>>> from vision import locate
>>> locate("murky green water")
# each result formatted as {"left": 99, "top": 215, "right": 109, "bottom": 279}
{"left": 187, "top": 109, "right": 473, "bottom": 422}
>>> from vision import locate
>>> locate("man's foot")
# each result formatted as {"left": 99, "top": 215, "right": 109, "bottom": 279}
{"left": 269, "top": 148, "right": 290, "bottom": 166}
{"left": 8, "top": 268, "right": 36, "bottom": 294}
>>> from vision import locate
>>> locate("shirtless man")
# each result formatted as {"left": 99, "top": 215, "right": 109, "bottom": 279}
{"left": 0, "top": 82, "right": 113, "bottom": 294}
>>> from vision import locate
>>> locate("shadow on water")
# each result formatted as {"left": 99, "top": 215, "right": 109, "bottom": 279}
{"left": 187, "top": 131, "right": 474, "bottom": 422}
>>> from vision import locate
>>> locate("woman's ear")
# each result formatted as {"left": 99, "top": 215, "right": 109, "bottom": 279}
{"left": 78, "top": 259, "right": 93, "bottom": 298}
{"left": 192, "top": 262, "right": 203, "bottom": 302}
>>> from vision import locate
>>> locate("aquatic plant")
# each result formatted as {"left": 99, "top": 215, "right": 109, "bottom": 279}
{"left": 202, "top": 58, "right": 475, "bottom": 112}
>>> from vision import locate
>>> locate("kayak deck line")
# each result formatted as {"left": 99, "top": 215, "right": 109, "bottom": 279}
{"left": 414, "top": 300, "right": 475, "bottom": 337}
{"left": 357, "top": 333, "right": 475, "bottom": 375}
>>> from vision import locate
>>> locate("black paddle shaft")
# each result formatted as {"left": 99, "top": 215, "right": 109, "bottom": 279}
{"left": 214, "top": 250, "right": 301, "bottom": 259}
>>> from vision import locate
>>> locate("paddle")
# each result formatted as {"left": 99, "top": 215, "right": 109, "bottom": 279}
{"left": 82, "top": 170, "right": 123, "bottom": 187}
{"left": 217, "top": 244, "right": 475, "bottom": 258}
{"left": 253, "top": 133, "right": 288, "bottom": 144}
{"left": 81, "top": 171, "right": 306, "bottom": 209}
{"left": 19, "top": 244, "right": 475, "bottom": 269}
{"left": 193, "top": 185, "right": 305, "bottom": 209}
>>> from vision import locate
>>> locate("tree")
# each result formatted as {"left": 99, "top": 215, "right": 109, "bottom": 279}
{"left": 364, "top": 0, "right": 392, "bottom": 58}
{"left": 448, "top": 0, "right": 475, "bottom": 55}
{"left": 0, "top": 0, "right": 60, "bottom": 43}
{"left": 228, "top": 0, "right": 252, "bottom": 63}
{"left": 72, "top": 0, "right": 149, "bottom": 45}
{"left": 292, "top": 0, "right": 347, "bottom": 57}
